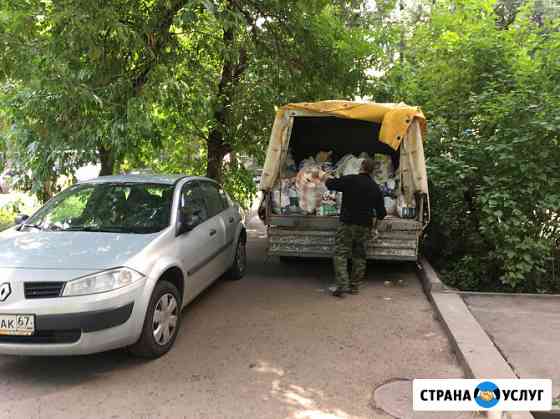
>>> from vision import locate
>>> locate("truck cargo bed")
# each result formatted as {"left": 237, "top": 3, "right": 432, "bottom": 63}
{"left": 267, "top": 216, "right": 421, "bottom": 261}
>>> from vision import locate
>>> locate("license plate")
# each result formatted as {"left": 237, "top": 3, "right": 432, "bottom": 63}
{"left": 0, "top": 314, "right": 35, "bottom": 336}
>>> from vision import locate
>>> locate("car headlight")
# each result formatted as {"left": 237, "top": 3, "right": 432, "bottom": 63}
{"left": 63, "top": 267, "right": 144, "bottom": 297}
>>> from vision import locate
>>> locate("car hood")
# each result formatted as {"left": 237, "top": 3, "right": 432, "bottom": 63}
{"left": 0, "top": 229, "right": 159, "bottom": 271}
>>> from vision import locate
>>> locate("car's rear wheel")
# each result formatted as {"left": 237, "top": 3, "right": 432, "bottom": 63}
{"left": 129, "top": 281, "right": 181, "bottom": 358}
{"left": 226, "top": 238, "right": 246, "bottom": 280}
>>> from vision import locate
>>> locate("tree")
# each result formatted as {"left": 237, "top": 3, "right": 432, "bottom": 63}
{"left": 1, "top": 0, "right": 378, "bottom": 202}
{"left": 2, "top": 0, "right": 190, "bottom": 177}
{"left": 373, "top": 0, "right": 560, "bottom": 291}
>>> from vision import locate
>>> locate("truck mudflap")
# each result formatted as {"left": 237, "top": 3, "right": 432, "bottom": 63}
{"left": 267, "top": 217, "right": 421, "bottom": 261}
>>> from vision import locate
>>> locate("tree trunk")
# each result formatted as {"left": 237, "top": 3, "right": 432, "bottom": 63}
{"left": 206, "top": 135, "right": 229, "bottom": 184}
{"left": 205, "top": 17, "right": 247, "bottom": 183}
{"left": 98, "top": 145, "right": 115, "bottom": 176}
{"left": 37, "top": 178, "right": 56, "bottom": 203}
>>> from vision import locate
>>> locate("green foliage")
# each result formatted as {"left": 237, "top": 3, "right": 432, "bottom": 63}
{"left": 377, "top": 0, "right": 560, "bottom": 292}
{"left": 47, "top": 194, "right": 88, "bottom": 224}
{"left": 222, "top": 161, "right": 256, "bottom": 209}
{"left": 0, "top": 191, "right": 39, "bottom": 230}
{"left": 0, "top": 207, "right": 14, "bottom": 231}
{"left": 0, "top": 192, "right": 38, "bottom": 214}
{"left": 4, "top": 0, "right": 557, "bottom": 293}
{"left": 1, "top": 0, "right": 377, "bottom": 205}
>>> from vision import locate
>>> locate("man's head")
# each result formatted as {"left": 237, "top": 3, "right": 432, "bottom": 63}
{"left": 360, "top": 158, "right": 375, "bottom": 175}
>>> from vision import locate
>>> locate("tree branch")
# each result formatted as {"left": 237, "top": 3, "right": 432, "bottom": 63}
{"left": 132, "top": 0, "right": 190, "bottom": 96}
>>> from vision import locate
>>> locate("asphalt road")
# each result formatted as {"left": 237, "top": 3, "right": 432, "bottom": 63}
{"left": 0, "top": 228, "right": 467, "bottom": 419}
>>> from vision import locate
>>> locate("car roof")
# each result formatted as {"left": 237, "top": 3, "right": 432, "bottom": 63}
{"left": 80, "top": 174, "right": 216, "bottom": 186}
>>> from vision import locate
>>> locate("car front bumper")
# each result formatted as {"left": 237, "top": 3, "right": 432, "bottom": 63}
{"left": 0, "top": 279, "right": 149, "bottom": 356}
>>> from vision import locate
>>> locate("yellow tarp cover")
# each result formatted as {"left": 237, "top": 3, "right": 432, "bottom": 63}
{"left": 260, "top": 100, "right": 428, "bottom": 192}
{"left": 279, "top": 100, "right": 426, "bottom": 150}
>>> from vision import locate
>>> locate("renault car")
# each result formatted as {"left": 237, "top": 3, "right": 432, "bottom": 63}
{"left": 0, "top": 174, "right": 246, "bottom": 357}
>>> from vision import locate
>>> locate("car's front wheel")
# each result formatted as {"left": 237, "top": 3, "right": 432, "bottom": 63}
{"left": 130, "top": 281, "right": 181, "bottom": 358}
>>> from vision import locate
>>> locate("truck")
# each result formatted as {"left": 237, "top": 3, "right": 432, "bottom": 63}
{"left": 258, "top": 100, "right": 430, "bottom": 262}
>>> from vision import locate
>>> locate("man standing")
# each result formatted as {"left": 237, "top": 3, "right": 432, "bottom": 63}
{"left": 325, "top": 158, "right": 386, "bottom": 297}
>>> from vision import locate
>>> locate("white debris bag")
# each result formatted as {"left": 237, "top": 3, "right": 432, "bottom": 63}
{"left": 295, "top": 165, "right": 327, "bottom": 214}
{"left": 373, "top": 154, "right": 393, "bottom": 184}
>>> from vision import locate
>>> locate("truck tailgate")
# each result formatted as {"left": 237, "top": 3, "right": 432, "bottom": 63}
{"left": 267, "top": 216, "right": 421, "bottom": 261}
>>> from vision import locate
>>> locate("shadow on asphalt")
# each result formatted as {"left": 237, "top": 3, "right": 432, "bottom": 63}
{"left": 0, "top": 277, "right": 241, "bottom": 387}
{"left": 248, "top": 257, "right": 417, "bottom": 285}
{"left": 0, "top": 283, "right": 228, "bottom": 385}
{"left": 0, "top": 348, "right": 143, "bottom": 385}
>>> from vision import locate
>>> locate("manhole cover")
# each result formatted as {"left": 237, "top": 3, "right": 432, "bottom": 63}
{"left": 374, "top": 379, "right": 412, "bottom": 418}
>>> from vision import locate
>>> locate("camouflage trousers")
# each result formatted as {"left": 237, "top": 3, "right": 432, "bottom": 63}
{"left": 333, "top": 223, "right": 369, "bottom": 290}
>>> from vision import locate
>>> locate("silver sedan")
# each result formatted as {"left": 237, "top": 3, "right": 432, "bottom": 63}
{"left": 0, "top": 174, "right": 247, "bottom": 357}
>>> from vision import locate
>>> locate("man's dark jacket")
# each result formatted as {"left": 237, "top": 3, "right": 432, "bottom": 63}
{"left": 326, "top": 173, "right": 387, "bottom": 227}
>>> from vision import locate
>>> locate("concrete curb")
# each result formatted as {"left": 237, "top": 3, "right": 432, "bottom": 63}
{"left": 417, "top": 258, "right": 535, "bottom": 419}
{"left": 417, "top": 257, "right": 447, "bottom": 294}
{"left": 455, "top": 290, "right": 560, "bottom": 300}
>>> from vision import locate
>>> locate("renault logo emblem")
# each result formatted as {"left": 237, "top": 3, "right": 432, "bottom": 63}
{"left": 0, "top": 283, "right": 11, "bottom": 302}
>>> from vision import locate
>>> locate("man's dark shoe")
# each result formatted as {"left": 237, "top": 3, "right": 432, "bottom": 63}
{"left": 330, "top": 287, "right": 349, "bottom": 297}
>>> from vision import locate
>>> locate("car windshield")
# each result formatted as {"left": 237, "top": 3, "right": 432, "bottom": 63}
{"left": 24, "top": 182, "right": 175, "bottom": 234}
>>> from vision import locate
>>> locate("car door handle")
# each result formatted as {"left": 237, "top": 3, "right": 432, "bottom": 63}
{"left": 209, "top": 229, "right": 217, "bottom": 236}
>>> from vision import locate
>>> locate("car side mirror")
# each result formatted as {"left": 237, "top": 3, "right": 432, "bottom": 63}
{"left": 15, "top": 214, "right": 29, "bottom": 225}
{"left": 177, "top": 211, "right": 201, "bottom": 235}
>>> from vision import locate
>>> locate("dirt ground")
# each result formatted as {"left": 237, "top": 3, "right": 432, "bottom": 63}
{"left": 0, "top": 225, "right": 467, "bottom": 419}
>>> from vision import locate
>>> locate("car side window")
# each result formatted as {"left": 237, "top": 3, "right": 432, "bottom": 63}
{"left": 180, "top": 182, "right": 208, "bottom": 226}
{"left": 200, "top": 182, "right": 226, "bottom": 218}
